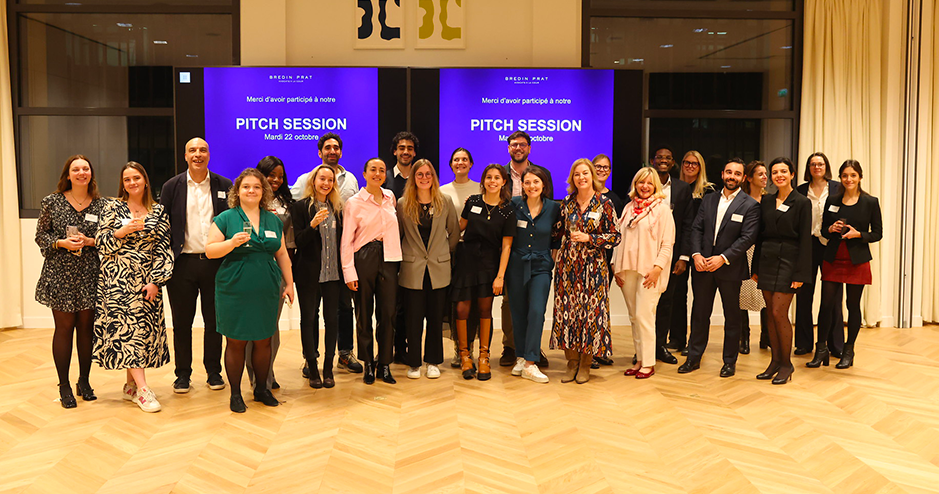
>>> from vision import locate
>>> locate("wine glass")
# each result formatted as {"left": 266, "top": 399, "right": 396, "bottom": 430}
{"left": 66, "top": 225, "right": 82, "bottom": 256}
{"left": 243, "top": 221, "right": 252, "bottom": 247}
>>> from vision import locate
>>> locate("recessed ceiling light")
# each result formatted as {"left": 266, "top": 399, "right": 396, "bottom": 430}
{"left": 65, "top": 2, "right": 82, "bottom": 5}
{"left": 694, "top": 28, "right": 706, "bottom": 33}
{"left": 153, "top": 40, "right": 168, "bottom": 45}
{"left": 116, "top": 22, "right": 132, "bottom": 28}
{"left": 659, "top": 44, "right": 673, "bottom": 48}
{"left": 717, "top": 32, "right": 727, "bottom": 35}
{"left": 721, "top": 65, "right": 731, "bottom": 68}
{"left": 708, "top": 31, "right": 715, "bottom": 35}
{"left": 781, "top": 45, "right": 793, "bottom": 49}
{"left": 186, "top": 54, "right": 199, "bottom": 58}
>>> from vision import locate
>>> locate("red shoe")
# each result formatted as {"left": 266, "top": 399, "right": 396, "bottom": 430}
{"left": 624, "top": 367, "right": 640, "bottom": 376}
{"left": 635, "top": 368, "right": 655, "bottom": 379}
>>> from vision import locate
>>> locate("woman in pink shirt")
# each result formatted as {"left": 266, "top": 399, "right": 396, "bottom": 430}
{"left": 341, "top": 158, "right": 403, "bottom": 385}
{"left": 612, "top": 167, "right": 675, "bottom": 379}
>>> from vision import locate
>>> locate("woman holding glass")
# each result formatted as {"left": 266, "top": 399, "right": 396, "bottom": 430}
{"left": 206, "top": 168, "right": 295, "bottom": 413}
{"left": 551, "top": 158, "right": 621, "bottom": 384}
{"left": 397, "top": 159, "right": 460, "bottom": 379}
{"left": 35, "top": 155, "right": 107, "bottom": 408}
{"left": 612, "top": 167, "right": 675, "bottom": 379}
{"left": 94, "top": 162, "right": 173, "bottom": 411}
{"left": 451, "top": 164, "right": 516, "bottom": 381}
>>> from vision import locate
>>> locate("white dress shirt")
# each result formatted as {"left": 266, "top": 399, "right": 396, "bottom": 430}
{"left": 290, "top": 165, "right": 359, "bottom": 202}
{"left": 806, "top": 182, "right": 829, "bottom": 246}
{"left": 182, "top": 170, "right": 214, "bottom": 254}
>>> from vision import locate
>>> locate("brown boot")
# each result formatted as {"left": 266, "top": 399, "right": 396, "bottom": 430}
{"left": 561, "top": 349, "right": 579, "bottom": 383}
{"left": 456, "top": 319, "right": 475, "bottom": 380}
{"left": 477, "top": 318, "right": 492, "bottom": 381}
{"left": 575, "top": 353, "right": 592, "bottom": 384}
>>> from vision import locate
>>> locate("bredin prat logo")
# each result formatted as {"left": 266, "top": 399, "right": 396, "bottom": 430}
{"left": 268, "top": 74, "right": 315, "bottom": 82}
{"left": 504, "top": 76, "right": 549, "bottom": 85}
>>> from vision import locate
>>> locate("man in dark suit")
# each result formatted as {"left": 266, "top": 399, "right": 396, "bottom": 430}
{"left": 651, "top": 146, "right": 694, "bottom": 365}
{"left": 160, "top": 137, "right": 232, "bottom": 393}
{"left": 500, "top": 130, "right": 552, "bottom": 368}
{"left": 679, "top": 158, "right": 760, "bottom": 377}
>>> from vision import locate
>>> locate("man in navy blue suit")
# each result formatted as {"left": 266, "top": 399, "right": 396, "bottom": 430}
{"left": 678, "top": 158, "right": 760, "bottom": 377}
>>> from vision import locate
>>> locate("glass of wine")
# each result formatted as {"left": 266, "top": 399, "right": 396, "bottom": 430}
{"left": 66, "top": 225, "right": 82, "bottom": 256}
{"left": 242, "top": 221, "right": 252, "bottom": 247}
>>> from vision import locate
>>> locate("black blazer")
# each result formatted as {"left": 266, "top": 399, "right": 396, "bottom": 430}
{"left": 796, "top": 179, "right": 842, "bottom": 199}
{"left": 290, "top": 198, "right": 344, "bottom": 285}
{"left": 752, "top": 191, "right": 813, "bottom": 283}
{"left": 668, "top": 178, "right": 694, "bottom": 265}
{"left": 690, "top": 190, "right": 761, "bottom": 281}
{"left": 505, "top": 161, "right": 554, "bottom": 199}
{"left": 821, "top": 193, "right": 882, "bottom": 264}
{"left": 159, "top": 170, "right": 232, "bottom": 258}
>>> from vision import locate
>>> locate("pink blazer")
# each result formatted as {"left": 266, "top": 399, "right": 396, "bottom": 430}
{"left": 611, "top": 198, "right": 676, "bottom": 293}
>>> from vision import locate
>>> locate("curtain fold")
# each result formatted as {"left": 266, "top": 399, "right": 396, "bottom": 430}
{"left": 918, "top": 0, "right": 939, "bottom": 323}
{"left": 0, "top": 0, "right": 25, "bottom": 329}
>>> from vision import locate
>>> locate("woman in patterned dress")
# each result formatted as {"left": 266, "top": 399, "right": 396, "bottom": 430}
{"left": 35, "top": 155, "right": 107, "bottom": 408}
{"left": 739, "top": 161, "right": 769, "bottom": 354}
{"left": 94, "top": 162, "right": 173, "bottom": 412}
{"left": 551, "top": 158, "right": 621, "bottom": 384}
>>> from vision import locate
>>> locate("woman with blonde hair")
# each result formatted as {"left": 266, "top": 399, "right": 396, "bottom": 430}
{"left": 397, "top": 159, "right": 460, "bottom": 379}
{"left": 680, "top": 151, "right": 715, "bottom": 201}
{"left": 551, "top": 158, "right": 621, "bottom": 384}
{"left": 612, "top": 167, "right": 675, "bottom": 379}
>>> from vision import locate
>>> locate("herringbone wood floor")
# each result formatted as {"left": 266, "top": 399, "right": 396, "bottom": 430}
{"left": 2, "top": 324, "right": 939, "bottom": 494}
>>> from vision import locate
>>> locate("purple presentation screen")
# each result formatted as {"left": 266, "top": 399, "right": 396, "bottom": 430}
{"left": 438, "top": 68, "right": 614, "bottom": 197}
{"left": 203, "top": 67, "right": 378, "bottom": 183}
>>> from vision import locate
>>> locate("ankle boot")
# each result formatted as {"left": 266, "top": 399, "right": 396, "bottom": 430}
{"left": 308, "top": 358, "right": 323, "bottom": 388}
{"left": 835, "top": 343, "right": 855, "bottom": 369}
{"left": 456, "top": 320, "right": 475, "bottom": 380}
{"left": 806, "top": 342, "right": 829, "bottom": 368}
{"left": 322, "top": 356, "right": 335, "bottom": 388}
{"left": 739, "top": 319, "right": 751, "bottom": 355}
{"left": 561, "top": 349, "right": 579, "bottom": 383}
{"left": 575, "top": 353, "right": 592, "bottom": 384}
{"left": 477, "top": 318, "right": 492, "bottom": 381}
{"left": 758, "top": 308, "right": 771, "bottom": 349}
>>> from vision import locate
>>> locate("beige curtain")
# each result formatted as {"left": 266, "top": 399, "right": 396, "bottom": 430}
{"left": 799, "top": 0, "right": 908, "bottom": 327}
{"left": 918, "top": 0, "right": 939, "bottom": 323}
{"left": 0, "top": 0, "right": 24, "bottom": 329}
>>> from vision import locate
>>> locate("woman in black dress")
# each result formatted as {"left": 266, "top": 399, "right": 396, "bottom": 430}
{"left": 35, "top": 155, "right": 107, "bottom": 408}
{"left": 807, "top": 160, "right": 882, "bottom": 369}
{"left": 451, "top": 164, "right": 516, "bottom": 380}
{"left": 752, "top": 157, "right": 812, "bottom": 384}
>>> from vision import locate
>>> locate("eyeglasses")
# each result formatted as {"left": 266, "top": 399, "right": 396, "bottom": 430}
{"left": 509, "top": 143, "right": 529, "bottom": 149}
{"left": 681, "top": 160, "right": 700, "bottom": 167}
{"left": 594, "top": 165, "right": 611, "bottom": 171}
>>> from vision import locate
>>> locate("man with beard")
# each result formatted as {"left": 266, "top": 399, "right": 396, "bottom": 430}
{"left": 290, "top": 133, "right": 364, "bottom": 375}
{"left": 500, "top": 131, "right": 552, "bottom": 368}
{"left": 383, "top": 131, "right": 419, "bottom": 200}
{"left": 679, "top": 158, "right": 760, "bottom": 377}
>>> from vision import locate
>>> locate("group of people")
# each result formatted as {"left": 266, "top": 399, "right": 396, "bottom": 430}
{"left": 36, "top": 130, "right": 882, "bottom": 415}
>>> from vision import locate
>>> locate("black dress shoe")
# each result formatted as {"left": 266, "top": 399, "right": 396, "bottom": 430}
{"left": 499, "top": 347, "right": 516, "bottom": 367}
{"left": 680, "top": 346, "right": 689, "bottom": 356}
{"left": 594, "top": 356, "right": 614, "bottom": 366}
{"left": 538, "top": 351, "right": 549, "bottom": 368}
{"left": 739, "top": 339, "right": 751, "bottom": 355}
{"left": 793, "top": 347, "right": 811, "bottom": 355}
{"left": 379, "top": 364, "right": 397, "bottom": 384}
{"left": 301, "top": 362, "right": 310, "bottom": 378}
{"left": 719, "top": 363, "right": 736, "bottom": 378}
{"left": 677, "top": 359, "right": 700, "bottom": 374}
{"left": 590, "top": 359, "right": 600, "bottom": 369}
{"left": 666, "top": 341, "right": 683, "bottom": 351}
{"left": 308, "top": 361, "right": 323, "bottom": 389}
{"left": 271, "top": 380, "right": 280, "bottom": 390}
{"left": 230, "top": 395, "right": 247, "bottom": 413}
{"left": 772, "top": 365, "right": 794, "bottom": 384}
{"left": 632, "top": 354, "right": 638, "bottom": 365}
{"left": 254, "top": 389, "right": 280, "bottom": 407}
{"left": 75, "top": 378, "right": 97, "bottom": 401}
{"left": 363, "top": 362, "right": 376, "bottom": 385}
{"left": 656, "top": 346, "right": 678, "bottom": 364}
{"left": 59, "top": 384, "right": 77, "bottom": 409}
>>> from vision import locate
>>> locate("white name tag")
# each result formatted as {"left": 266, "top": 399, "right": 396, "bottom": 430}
{"left": 587, "top": 211, "right": 600, "bottom": 220}
{"left": 217, "top": 191, "right": 226, "bottom": 199}
{"left": 264, "top": 230, "right": 277, "bottom": 238}
{"left": 777, "top": 204, "right": 790, "bottom": 213}
{"left": 120, "top": 218, "right": 131, "bottom": 226}
{"left": 731, "top": 213, "right": 744, "bottom": 223}
{"left": 829, "top": 205, "right": 840, "bottom": 213}
{"left": 84, "top": 213, "right": 98, "bottom": 222}
{"left": 470, "top": 206, "right": 483, "bottom": 215}
{"left": 517, "top": 220, "right": 528, "bottom": 229}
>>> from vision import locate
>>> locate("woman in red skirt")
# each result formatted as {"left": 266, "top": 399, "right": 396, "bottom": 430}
{"left": 806, "top": 160, "right": 882, "bottom": 369}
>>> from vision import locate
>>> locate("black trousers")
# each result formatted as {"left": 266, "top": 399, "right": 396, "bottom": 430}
{"left": 688, "top": 270, "right": 742, "bottom": 365}
{"left": 338, "top": 281, "right": 354, "bottom": 353}
{"left": 664, "top": 264, "right": 690, "bottom": 347}
{"left": 353, "top": 242, "right": 398, "bottom": 365}
{"left": 166, "top": 254, "right": 224, "bottom": 380}
{"left": 404, "top": 271, "right": 446, "bottom": 367}
{"left": 794, "top": 236, "right": 845, "bottom": 353}
{"left": 395, "top": 286, "right": 408, "bottom": 359}
{"left": 296, "top": 279, "right": 341, "bottom": 365}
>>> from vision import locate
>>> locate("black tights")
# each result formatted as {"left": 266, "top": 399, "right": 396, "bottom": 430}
{"left": 51, "top": 309, "right": 94, "bottom": 386}
{"left": 225, "top": 337, "right": 271, "bottom": 396}
{"left": 456, "top": 297, "right": 493, "bottom": 321}
{"left": 761, "top": 291, "right": 794, "bottom": 366}
{"left": 817, "top": 281, "right": 864, "bottom": 345}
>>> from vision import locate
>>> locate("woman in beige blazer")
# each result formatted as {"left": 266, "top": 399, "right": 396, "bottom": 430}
{"left": 397, "top": 159, "right": 461, "bottom": 379}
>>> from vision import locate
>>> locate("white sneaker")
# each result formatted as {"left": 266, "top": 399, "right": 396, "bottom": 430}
{"left": 426, "top": 364, "right": 441, "bottom": 379}
{"left": 511, "top": 357, "right": 526, "bottom": 376}
{"left": 522, "top": 364, "right": 549, "bottom": 383}
{"left": 407, "top": 367, "right": 421, "bottom": 379}
{"left": 134, "top": 386, "right": 162, "bottom": 413}
{"left": 122, "top": 382, "right": 137, "bottom": 401}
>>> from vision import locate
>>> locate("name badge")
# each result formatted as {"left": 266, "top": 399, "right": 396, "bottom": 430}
{"left": 84, "top": 213, "right": 98, "bottom": 223}
{"left": 587, "top": 211, "right": 600, "bottom": 220}
{"left": 777, "top": 204, "right": 790, "bottom": 213}
{"left": 731, "top": 213, "right": 744, "bottom": 223}
{"left": 120, "top": 218, "right": 131, "bottom": 226}
{"left": 470, "top": 205, "right": 483, "bottom": 215}
{"left": 217, "top": 191, "right": 226, "bottom": 199}
{"left": 829, "top": 205, "right": 840, "bottom": 213}
{"left": 264, "top": 230, "right": 277, "bottom": 238}
{"left": 517, "top": 220, "right": 528, "bottom": 229}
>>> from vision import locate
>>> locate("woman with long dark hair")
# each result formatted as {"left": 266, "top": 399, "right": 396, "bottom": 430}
{"left": 35, "top": 155, "right": 107, "bottom": 408}
{"left": 807, "top": 160, "right": 882, "bottom": 369}
{"left": 738, "top": 161, "right": 770, "bottom": 354}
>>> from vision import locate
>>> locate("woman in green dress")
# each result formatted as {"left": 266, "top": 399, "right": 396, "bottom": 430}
{"left": 206, "top": 168, "right": 295, "bottom": 413}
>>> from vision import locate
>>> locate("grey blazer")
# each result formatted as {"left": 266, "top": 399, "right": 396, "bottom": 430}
{"left": 396, "top": 196, "right": 461, "bottom": 290}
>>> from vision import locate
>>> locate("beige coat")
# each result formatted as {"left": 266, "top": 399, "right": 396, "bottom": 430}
{"left": 396, "top": 197, "right": 461, "bottom": 290}
{"left": 611, "top": 198, "right": 676, "bottom": 293}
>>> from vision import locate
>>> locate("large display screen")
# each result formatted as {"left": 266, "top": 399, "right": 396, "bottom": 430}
{"left": 438, "top": 68, "right": 614, "bottom": 197}
{"left": 202, "top": 67, "right": 379, "bottom": 182}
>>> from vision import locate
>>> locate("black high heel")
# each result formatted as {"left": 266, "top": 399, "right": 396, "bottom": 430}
{"left": 772, "top": 365, "right": 794, "bottom": 385}
{"left": 59, "top": 384, "right": 77, "bottom": 409}
{"left": 805, "top": 343, "right": 829, "bottom": 368}
{"left": 756, "top": 361, "right": 780, "bottom": 380}
{"left": 75, "top": 378, "right": 97, "bottom": 401}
